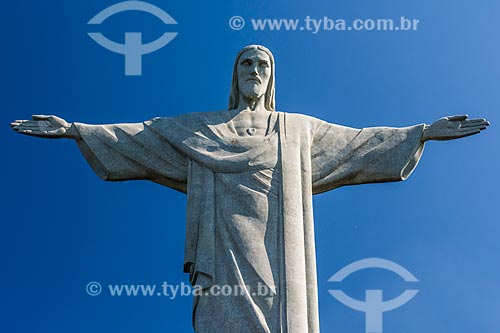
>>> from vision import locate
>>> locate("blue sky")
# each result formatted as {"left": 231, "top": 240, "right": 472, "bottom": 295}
{"left": 1, "top": 0, "right": 499, "bottom": 332}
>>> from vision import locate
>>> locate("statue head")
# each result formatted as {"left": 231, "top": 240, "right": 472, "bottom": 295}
{"left": 228, "top": 45, "right": 276, "bottom": 111}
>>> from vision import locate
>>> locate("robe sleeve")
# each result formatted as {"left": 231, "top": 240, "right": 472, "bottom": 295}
{"left": 311, "top": 121, "right": 425, "bottom": 194}
{"left": 73, "top": 119, "right": 188, "bottom": 193}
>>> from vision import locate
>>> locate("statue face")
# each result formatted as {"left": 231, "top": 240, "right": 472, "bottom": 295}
{"left": 236, "top": 49, "right": 271, "bottom": 101}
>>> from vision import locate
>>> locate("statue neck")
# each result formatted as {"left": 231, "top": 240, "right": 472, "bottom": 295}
{"left": 236, "top": 94, "right": 267, "bottom": 113}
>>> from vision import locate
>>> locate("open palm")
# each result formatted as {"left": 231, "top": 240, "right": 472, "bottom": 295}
{"left": 422, "top": 115, "right": 489, "bottom": 141}
{"left": 10, "top": 115, "right": 76, "bottom": 139}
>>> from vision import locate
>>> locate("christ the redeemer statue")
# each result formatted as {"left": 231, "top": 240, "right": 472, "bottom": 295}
{"left": 11, "top": 45, "right": 489, "bottom": 333}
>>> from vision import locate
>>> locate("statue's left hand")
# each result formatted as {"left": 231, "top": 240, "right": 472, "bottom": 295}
{"left": 421, "top": 115, "right": 489, "bottom": 142}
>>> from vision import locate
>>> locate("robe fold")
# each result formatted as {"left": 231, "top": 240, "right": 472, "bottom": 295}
{"left": 73, "top": 111, "right": 425, "bottom": 332}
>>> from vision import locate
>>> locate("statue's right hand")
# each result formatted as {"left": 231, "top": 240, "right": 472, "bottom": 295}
{"left": 10, "top": 115, "right": 78, "bottom": 139}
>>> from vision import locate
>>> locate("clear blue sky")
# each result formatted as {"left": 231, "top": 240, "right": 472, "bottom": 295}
{"left": 1, "top": 0, "right": 499, "bottom": 332}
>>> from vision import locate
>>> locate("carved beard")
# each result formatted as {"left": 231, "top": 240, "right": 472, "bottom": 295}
{"left": 239, "top": 81, "right": 266, "bottom": 101}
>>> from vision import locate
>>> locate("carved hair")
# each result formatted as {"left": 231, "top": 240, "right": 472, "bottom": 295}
{"left": 228, "top": 45, "right": 276, "bottom": 111}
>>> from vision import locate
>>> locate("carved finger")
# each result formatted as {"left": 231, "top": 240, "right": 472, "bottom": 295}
{"left": 32, "top": 115, "right": 51, "bottom": 120}
{"left": 468, "top": 118, "right": 486, "bottom": 122}
{"left": 459, "top": 123, "right": 487, "bottom": 129}
{"left": 13, "top": 122, "right": 41, "bottom": 127}
{"left": 458, "top": 124, "right": 488, "bottom": 132}
{"left": 12, "top": 125, "right": 43, "bottom": 131}
{"left": 18, "top": 128, "right": 56, "bottom": 137}
{"left": 460, "top": 123, "right": 489, "bottom": 130}
{"left": 447, "top": 115, "right": 468, "bottom": 121}
{"left": 460, "top": 120, "right": 488, "bottom": 128}
{"left": 51, "top": 128, "right": 66, "bottom": 135}
{"left": 10, "top": 120, "right": 28, "bottom": 127}
{"left": 458, "top": 129, "right": 481, "bottom": 137}
{"left": 19, "top": 120, "right": 52, "bottom": 127}
{"left": 460, "top": 119, "right": 487, "bottom": 127}
{"left": 12, "top": 125, "right": 30, "bottom": 131}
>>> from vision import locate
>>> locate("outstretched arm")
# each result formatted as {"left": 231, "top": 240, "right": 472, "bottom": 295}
{"left": 11, "top": 115, "right": 188, "bottom": 191}
{"left": 421, "top": 115, "right": 489, "bottom": 142}
{"left": 10, "top": 115, "right": 80, "bottom": 139}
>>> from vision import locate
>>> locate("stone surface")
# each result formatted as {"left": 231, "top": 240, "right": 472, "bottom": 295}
{"left": 10, "top": 45, "right": 489, "bottom": 333}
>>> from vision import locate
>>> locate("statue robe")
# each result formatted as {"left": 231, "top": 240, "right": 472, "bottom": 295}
{"left": 73, "top": 111, "right": 425, "bottom": 333}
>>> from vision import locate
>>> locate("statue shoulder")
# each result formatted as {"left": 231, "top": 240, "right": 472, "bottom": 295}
{"left": 144, "top": 110, "right": 230, "bottom": 133}
{"left": 276, "top": 111, "right": 327, "bottom": 131}
{"left": 147, "top": 110, "right": 228, "bottom": 124}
